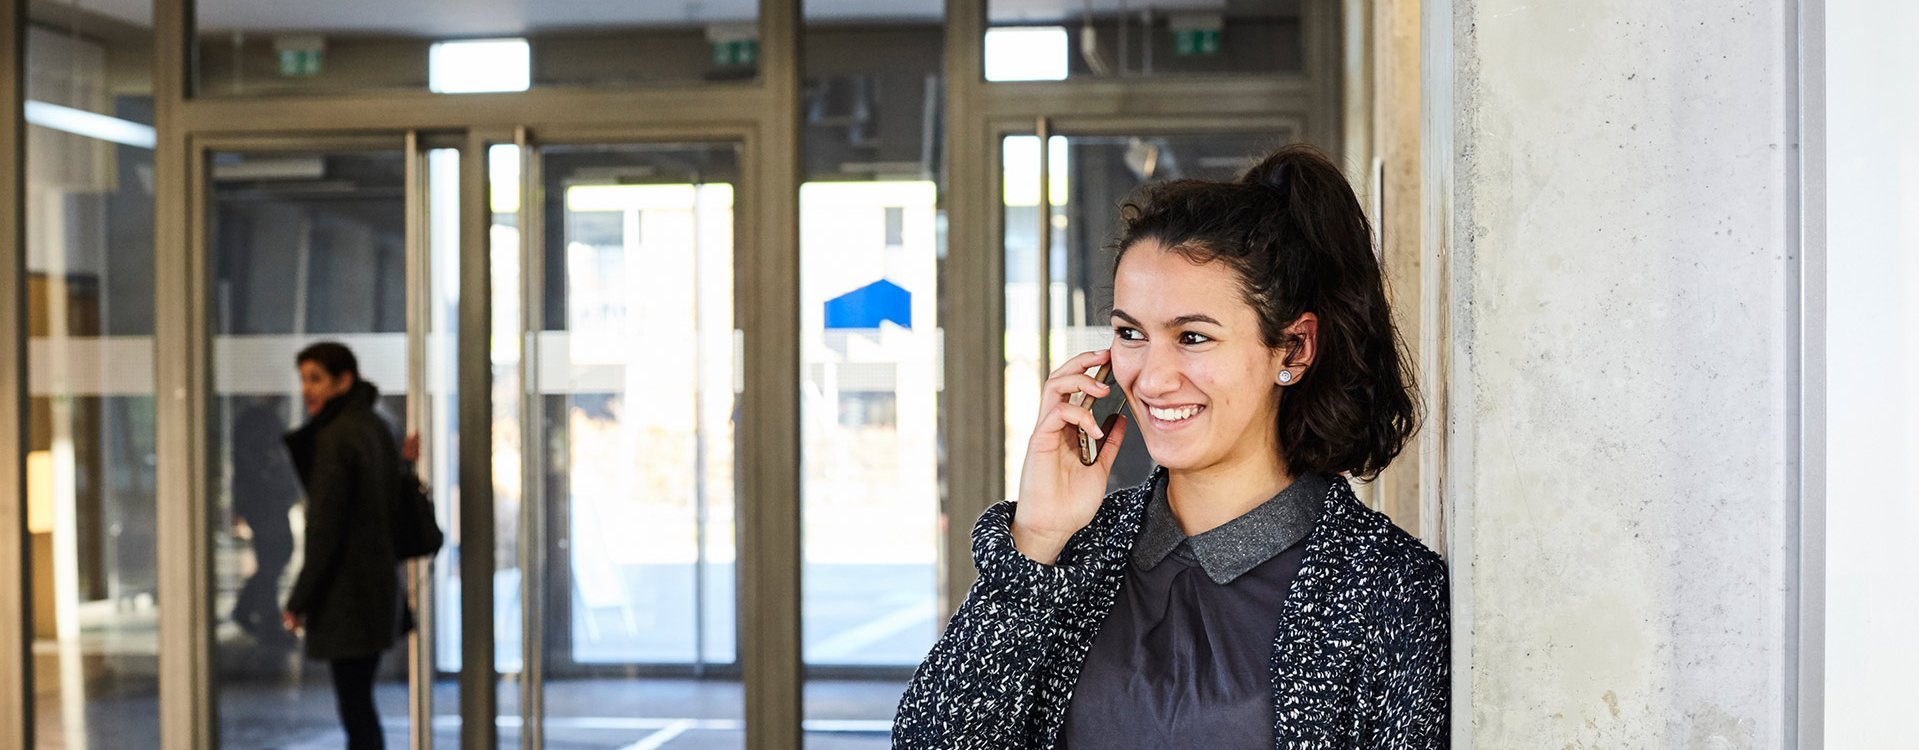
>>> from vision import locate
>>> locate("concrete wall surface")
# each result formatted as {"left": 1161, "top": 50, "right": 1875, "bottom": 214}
{"left": 1441, "top": 0, "right": 1795, "bottom": 745}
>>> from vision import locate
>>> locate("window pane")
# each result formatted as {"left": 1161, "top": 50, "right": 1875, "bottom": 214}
{"left": 208, "top": 150, "right": 412, "bottom": 748}
{"left": 985, "top": 1, "right": 1305, "bottom": 80}
{"left": 487, "top": 143, "right": 526, "bottom": 744}
{"left": 423, "top": 146, "right": 465, "bottom": 746}
{"left": 24, "top": 13, "right": 161, "bottom": 747}
{"left": 192, "top": 1, "right": 761, "bottom": 96}
{"left": 528, "top": 143, "right": 746, "bottom": 749}
{"left": 801, "top": 5, "right": 946, "bottom": 747}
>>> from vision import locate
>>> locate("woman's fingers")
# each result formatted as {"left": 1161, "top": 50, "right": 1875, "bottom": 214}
{"left": 1045, "top": 348, "right": 1111, "bottom": 381}
{"left": 1042, "top": 373, "right": 1112, "bottom": 411}
{"left": 1033, "top": 401, "right": 1104, "bottom": 448}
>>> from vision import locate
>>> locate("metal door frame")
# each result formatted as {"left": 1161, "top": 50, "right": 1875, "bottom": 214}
{"left": 0, "top": 0, "right": 28, "bottom": 744}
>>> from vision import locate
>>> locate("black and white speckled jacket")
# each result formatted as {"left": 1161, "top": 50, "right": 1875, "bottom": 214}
{"left": 893, "top": 469, "right": 1449, "bottom": 749}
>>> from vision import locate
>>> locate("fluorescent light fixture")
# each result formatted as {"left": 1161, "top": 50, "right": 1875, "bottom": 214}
{"left": 24, "top": 101, "right": 155, "bottom": 149}
{"left": 430, "top": 39, "right": 531, "bottom": 93}
{"left": 984, "top": 27, "right": 1070, "bottom": 82}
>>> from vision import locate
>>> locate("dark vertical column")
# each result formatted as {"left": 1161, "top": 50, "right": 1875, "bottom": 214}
{"left": 458, "top": 132, "right": 498, "bottom": 750}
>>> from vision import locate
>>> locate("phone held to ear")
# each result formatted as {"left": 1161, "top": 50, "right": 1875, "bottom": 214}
{"left": 1069, "top": 363, "right": 1127, "bottom": 466}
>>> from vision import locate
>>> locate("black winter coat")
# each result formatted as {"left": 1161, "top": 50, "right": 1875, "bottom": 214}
{"left": 893, "top": 468, "right": 1450, "bottom": 749}
{"left": 283, "top": 381, "right": 403, "bottom": 661}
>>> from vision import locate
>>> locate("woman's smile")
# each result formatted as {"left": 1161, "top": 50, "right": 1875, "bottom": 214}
{"left": 1143, "top": 402, "right": 1207, "bottom": 430}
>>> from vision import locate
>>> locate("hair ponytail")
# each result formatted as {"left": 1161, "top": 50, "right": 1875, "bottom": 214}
{"left": 1113, "top": 144, "right": 1418, "bottom": 479}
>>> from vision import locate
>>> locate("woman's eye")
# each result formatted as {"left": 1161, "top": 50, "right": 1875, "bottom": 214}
{"left": 1114, "top": 327, "right": 1144, "bottom": 341}
{"left": 1178, "top": 332, "right": 1213, "bottom": 346}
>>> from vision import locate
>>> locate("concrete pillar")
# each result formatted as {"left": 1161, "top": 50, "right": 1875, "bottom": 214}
{"left": 1430, "top": 0, "right": 1797, "bottom": 744}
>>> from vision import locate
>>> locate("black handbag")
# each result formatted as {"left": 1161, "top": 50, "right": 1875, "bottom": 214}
{"left": 392, "top": 469, "right": 445, "bottom": 560}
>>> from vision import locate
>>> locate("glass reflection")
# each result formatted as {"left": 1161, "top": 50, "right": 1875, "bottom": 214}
{"left": 23, "top": 15, "right": 161, "bottom": 748}
{"left": 801, "top": 4, "right": 947, "bottom": 747}
{"left": 984, "top": 1, "right": 1305, "bottom": 80}
{"left": 195, "top": 1, "right": 763, "bottom": 96}
{"left": 209, "top": 150, "right": 413, "bottom": 748}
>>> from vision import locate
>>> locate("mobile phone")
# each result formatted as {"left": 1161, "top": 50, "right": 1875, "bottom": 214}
{"left": 1069, "top": 363, "right": 1128, "bottom": 466}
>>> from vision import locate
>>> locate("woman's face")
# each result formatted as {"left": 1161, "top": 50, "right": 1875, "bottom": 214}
{"left": 1110, "top": 242, "right": 1292, "bottom": 475}
{"left": 298, "top": 361, "right": 354, "bottom": 416}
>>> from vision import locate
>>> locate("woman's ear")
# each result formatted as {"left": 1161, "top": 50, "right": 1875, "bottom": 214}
{"left": 1274, "top": 312, "right": 1319, "bottom": 387}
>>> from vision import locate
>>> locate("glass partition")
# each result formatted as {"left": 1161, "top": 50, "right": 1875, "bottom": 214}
{"left": 422, "top": 145, "right": 465, "bottom": 747}
{"left": 23, "top": 15, "right": 162, "bottom": 748}
{"left": 487, "top": 142, "right": 529, "bottom": 748}
{"left": 984, "top": 0, "right": 1305, "bottom": 81}
{"left": 799, "top": 3, "right": 947, "bottom": 746}
{"left": 516, "top": 142, "right": 746, "bottom": 748}
{"left": 206, "top": 149, "right": 413, "bottom": 748}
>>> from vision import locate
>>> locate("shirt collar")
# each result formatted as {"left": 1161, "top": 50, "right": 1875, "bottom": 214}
{"left": 1131, "top": 469, "right": 1332, "bottom": 584}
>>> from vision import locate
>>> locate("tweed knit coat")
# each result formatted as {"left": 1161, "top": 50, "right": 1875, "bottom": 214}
{"left": 893, "top": 468, "right": 1449, "bottom": 749}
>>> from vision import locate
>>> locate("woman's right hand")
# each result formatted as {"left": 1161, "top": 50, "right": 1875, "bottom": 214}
{"left": 1011, "top": 349, "right": 1130, "bottom": 565}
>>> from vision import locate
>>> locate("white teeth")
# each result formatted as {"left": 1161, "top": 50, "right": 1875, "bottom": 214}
{"left": 1149, "top": 405, "right": 1202, "bottom": 422}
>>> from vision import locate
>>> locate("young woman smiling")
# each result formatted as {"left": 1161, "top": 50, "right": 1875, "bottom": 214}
{"left": 894, "top": 145, "right": 1448, "bottom": 748}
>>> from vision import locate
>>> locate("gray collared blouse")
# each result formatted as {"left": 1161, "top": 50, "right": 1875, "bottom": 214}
{"left": 1059, "top": 471, "right": 1331, "bottom": 749}
{"left": 892, "top": 467, "right": 1449, "bottom": 749}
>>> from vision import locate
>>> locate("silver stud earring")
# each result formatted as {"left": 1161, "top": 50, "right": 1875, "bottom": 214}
{"left": 1278, "top": 370, "right": 1294, "bottom": 384}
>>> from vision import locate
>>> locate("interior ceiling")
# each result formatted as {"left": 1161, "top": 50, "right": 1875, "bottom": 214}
{"left": 60, "top": 0, "right": 1276, "bottom": 34}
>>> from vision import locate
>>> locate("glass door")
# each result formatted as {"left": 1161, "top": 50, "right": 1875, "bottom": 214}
{"left": 197, "top": 135, "right": 468, "bottom": 750}
{"left": 502, "top": 139, "right": 748, "bottom": 749}
{"left": 195, "top": 132, "right": 771, "bottom": 750}
{"left": 202, "top": 142, "right": 419, "bottom": 748}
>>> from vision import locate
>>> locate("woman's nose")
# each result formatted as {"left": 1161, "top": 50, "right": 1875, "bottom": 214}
{"left": 1134, "top": 345, "right": 1181, "bottom": 397}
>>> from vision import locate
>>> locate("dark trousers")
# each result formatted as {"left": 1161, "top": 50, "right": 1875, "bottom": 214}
{"left": 330, "top": 652, "right": 385, "bottom": 750}
{"left": 233, "top": 507, "right": 293, "bottom": 632}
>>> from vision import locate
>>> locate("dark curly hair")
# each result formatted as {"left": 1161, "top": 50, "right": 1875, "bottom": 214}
{"left": 1112, "top": 144, "right": 1418, "bottom": 480}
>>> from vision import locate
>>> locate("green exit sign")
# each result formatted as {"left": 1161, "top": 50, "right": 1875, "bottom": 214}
{"left": 1174, "top": 28, "right": 1221, "bottom": 56}
{"left": 712, "top": 39, "right": 758, "bottom": 67}
{"left": 279, "top": 48, "right": 323, "bottom": 76}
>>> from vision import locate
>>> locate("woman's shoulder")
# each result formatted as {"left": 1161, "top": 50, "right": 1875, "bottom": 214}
{"left": 1317, "top": 477, "right": 1447, "bottom": 586}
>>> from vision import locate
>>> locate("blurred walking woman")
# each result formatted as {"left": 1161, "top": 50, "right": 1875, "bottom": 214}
{"left": 894, "top": 145, "right": 1448, "bottom": 748}
{"left": 283, "top": 342, "right": 407, "bottom": 750}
